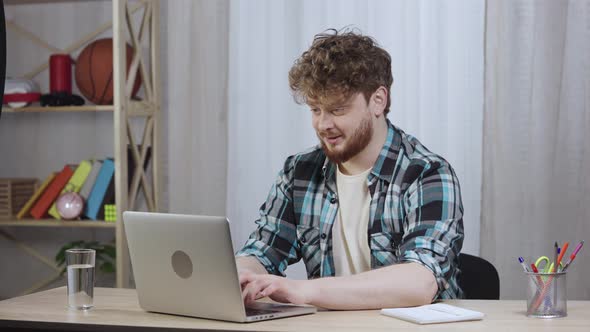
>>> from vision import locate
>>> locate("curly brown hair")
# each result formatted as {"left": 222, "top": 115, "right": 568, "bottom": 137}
{"left": 289, "top": 29, "right": 393, "bottom": 115}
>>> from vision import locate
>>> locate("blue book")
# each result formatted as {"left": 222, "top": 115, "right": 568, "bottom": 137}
{"left": 85, "top": 158, "right": 115, "bottom": 220}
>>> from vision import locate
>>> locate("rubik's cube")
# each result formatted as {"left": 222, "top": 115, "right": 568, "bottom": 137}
{"left": 104, "top": 204, "right": 117, "bottom": 222}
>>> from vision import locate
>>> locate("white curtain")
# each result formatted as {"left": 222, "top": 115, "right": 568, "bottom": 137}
{"left": 162, "top": 0, "right": 229, "bottom": 216}
{"left": 226, "top": 0, "right": 485, "bottom": 279}
{"left": 483, "top": 0, "right": 590, "bottom": 299}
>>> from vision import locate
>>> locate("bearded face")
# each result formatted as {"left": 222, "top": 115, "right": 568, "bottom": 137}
{"left": 316, "top": 112, "right": 373, "bottom": 164}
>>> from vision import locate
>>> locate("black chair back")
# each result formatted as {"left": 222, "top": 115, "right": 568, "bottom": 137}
{"left": 457, "top": 253, "right": 500, "bottom": 299}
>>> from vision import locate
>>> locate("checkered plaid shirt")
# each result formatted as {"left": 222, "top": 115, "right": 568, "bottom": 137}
{"left": 236, "top": 120, "right": 464, "bottom": 299}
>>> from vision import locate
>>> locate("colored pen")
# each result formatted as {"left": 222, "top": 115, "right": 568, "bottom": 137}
{"left": 552, "top": 243, "right": 568, "bottom": 306}
{"left": 523, "top": 259, "right": 545, "bottom": 310}
{"left": 518, "top": 257, "right": 530, "bottom": 272}
{"left": 553, "top": 242, "right": 558, "bottom": 273}
{"left": 531, "top": 263, "right": 543, "bottom": 291}
{"left": 530, "top": 263, "right": 545, "bottom": 287}
{"left": 562, "top": 240, "right": 585, "bottom": 272}
{"left": 556, "top": 242, "right": 569, "bottom": 272}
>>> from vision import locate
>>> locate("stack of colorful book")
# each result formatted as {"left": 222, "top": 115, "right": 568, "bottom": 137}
{"left": 17, "top": 159, "right": 115, "bottom": 221}
{"left": 16, "top": 146, "right": 152, "bottom": 222}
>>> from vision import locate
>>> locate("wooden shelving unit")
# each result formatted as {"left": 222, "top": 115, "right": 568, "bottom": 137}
{"left": 0, "top": 220, "right": 116, "bottom": 228}
{"left": 3, "top": 100, "right": 156, "bottom": 116}
{"left": 3, "top": 105, "right": 115, "bottom": 113}
{"left": 1, "top": 0, "right": 161, "bottom": 292}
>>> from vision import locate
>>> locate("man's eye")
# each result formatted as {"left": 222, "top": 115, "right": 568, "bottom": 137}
{"left": 310, "top": 108, "right": 320, "bottom": 114}
{"left": 332, "top": 108, "right": 345, "bottom": 115}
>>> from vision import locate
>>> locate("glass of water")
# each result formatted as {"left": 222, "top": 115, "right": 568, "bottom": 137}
{"left": 66, "top": 248, "right": 95, "bottom": 310}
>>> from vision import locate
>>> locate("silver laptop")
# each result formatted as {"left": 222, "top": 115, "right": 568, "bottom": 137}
{"left": 123, "top": 211, "right": 317, "bottom": 323}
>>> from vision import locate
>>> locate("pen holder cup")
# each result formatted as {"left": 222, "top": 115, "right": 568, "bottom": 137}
{"left": 525, "top": 271, "right": 566, "bottom": 318}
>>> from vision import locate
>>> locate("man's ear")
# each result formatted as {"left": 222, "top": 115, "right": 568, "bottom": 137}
{"left": 371, "top": 86, "right": 388, "bottom": 117}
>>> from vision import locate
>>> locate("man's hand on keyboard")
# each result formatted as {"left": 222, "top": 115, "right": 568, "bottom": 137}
{"left": 240, "top": 273, "right": 314, "bottom": 306}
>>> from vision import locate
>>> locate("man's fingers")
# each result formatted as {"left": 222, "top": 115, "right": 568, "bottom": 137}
{"left": 260, "top": 283, "right": 278, "bottom": 297}
{"left": 249, "top": 278, "right": 269, "bottom": 302}
{"left": 241, "top": 277, "right": 273, "bottom": 304}
{"left": 243, "top": 286, "right": 258, "bottom": 304}
{"left": 241, "top": 277, "right": 257, "bottom": 302}
{"left": 238, "top": 270, "right": 254, "bottom": 287}
{"left": 239, "top": 275, "right": 250, "bottom": 287}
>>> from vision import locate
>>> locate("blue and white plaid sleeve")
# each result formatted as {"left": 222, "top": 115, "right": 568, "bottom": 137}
{"left": 235, "top": 157, "right": 302, "bottom": 276}
{"left": 399, "top": 162, "right": 465, "bottom": 299}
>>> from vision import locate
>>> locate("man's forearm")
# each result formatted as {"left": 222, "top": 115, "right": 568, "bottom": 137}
{"left": 306, "top": 262, "right": 438, "bottom": 310}
{"left": 236, "top": 256, "right": 269, "bottom": 275}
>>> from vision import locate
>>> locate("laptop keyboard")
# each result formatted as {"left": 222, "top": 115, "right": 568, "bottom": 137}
{"left": 245, "top": 308, "right": 280, "bottom": 317}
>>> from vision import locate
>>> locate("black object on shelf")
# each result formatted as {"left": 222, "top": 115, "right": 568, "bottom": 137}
{"left": 40, "top": 92, "right": 85, "bottom": 107}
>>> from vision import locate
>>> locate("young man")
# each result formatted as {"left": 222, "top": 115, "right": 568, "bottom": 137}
{"left": 236, "top": 30, "right": 464, "bottom": 310}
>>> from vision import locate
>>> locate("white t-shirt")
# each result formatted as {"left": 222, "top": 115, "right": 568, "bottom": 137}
{"left": 332, "top": 166, "right": 372, "bottom": 276}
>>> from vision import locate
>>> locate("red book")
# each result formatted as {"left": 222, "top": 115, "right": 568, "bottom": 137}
{"left": 30, "top": 165, "right": 74, "bottom": 219}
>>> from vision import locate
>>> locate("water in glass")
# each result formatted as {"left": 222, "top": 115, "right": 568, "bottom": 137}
{"left": 67, "top": 263, "right": 95, "bottom": 309}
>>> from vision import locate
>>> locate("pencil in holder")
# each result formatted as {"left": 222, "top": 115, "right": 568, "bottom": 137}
{"left": 525, "top": 271, "right": 567, "bottom": 318}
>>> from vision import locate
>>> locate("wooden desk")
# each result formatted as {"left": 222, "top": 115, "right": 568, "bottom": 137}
{"left": 0, "top": 287, "right": 589, "bottom": 331}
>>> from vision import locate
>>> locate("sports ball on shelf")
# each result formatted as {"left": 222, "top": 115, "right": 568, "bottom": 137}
{"left": 56, "top": 192, "right": 84, "bottom": 220}
{"left": 74, "top": 38, "right": 142, "bottom": 105}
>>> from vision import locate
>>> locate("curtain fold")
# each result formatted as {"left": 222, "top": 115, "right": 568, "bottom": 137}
{"left": 163, "top": 0, "right": 229, "bottom": 216}
{"left": 482, "top": 0, "right": 590, "bottom": 299}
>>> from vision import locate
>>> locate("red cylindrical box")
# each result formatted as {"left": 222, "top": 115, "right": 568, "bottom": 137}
{"left": 49, "top": 54, "right": 72, "bottom": 94}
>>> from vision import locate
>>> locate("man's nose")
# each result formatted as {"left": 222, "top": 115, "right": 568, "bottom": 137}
{"left": 317, "top": 111, "right": 334, "bottom": 131}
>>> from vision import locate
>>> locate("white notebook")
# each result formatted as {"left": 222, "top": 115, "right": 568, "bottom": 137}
{"left": 380, "top": 303, "right": 484, "bottom": 324}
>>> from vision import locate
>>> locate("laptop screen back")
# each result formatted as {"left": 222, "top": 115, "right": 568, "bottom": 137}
{"left": 123, "top": 211, "right": 247, "bottom": 322}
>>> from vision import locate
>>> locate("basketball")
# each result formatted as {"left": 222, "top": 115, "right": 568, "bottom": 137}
{"left": 75, "top": 38, "right": 141, "bottom": 105}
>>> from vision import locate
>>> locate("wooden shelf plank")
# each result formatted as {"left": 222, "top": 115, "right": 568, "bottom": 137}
{"left": 0, "top": 219, "right": 116, "bottom": 228}
{"left": 5, "top": 0, "right": 104, "bottom": 6}
{"left": 3, "top": 105, "right": 114, "bottom": 113}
